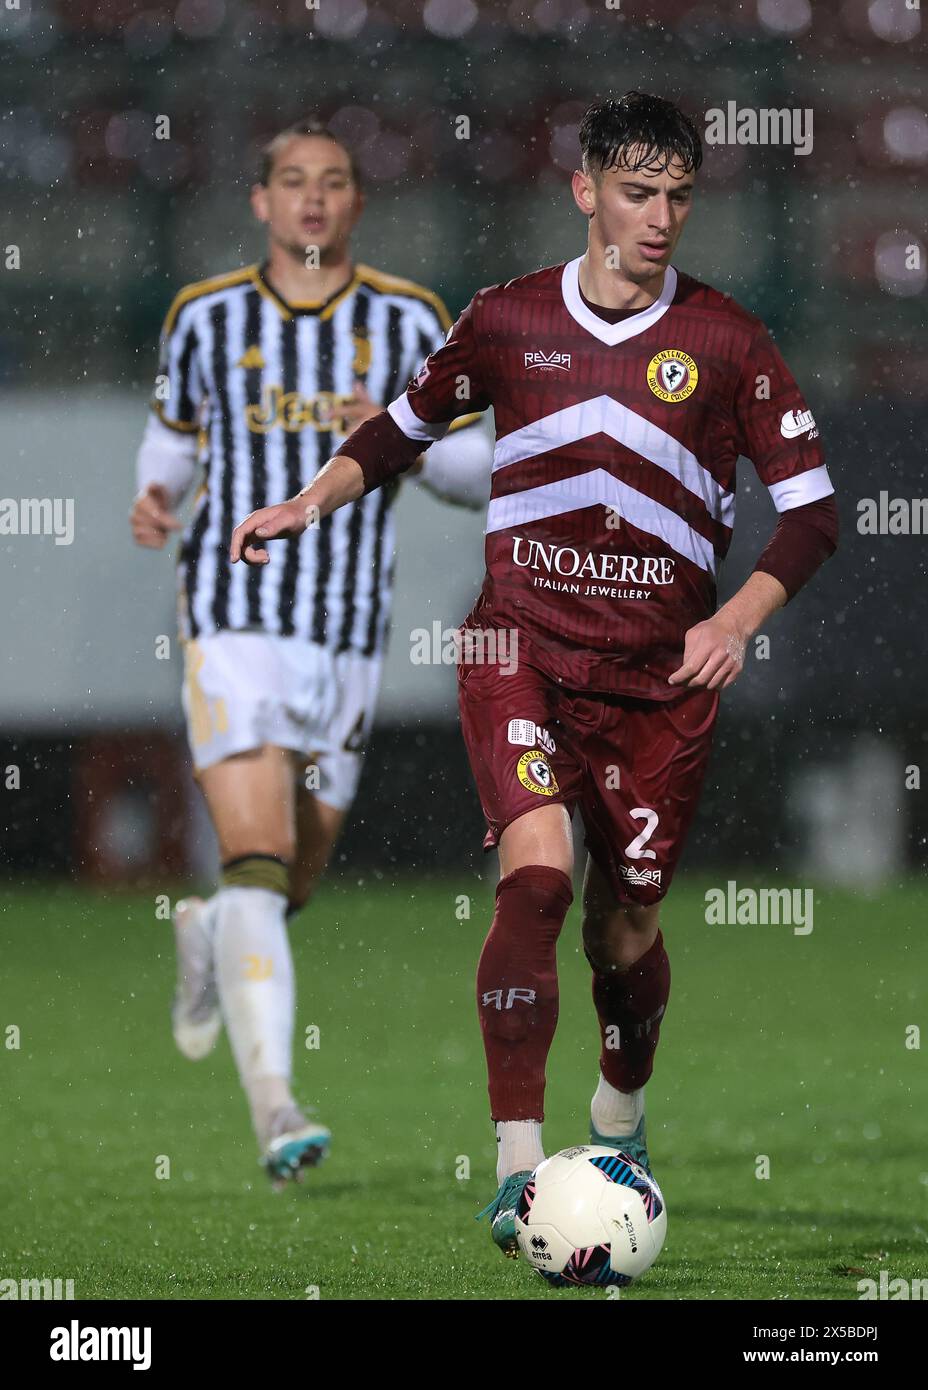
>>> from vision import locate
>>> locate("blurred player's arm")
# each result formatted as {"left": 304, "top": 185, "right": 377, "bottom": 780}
{"left": 409, "top": 414, "right": 492, "bottom": 510}
{"left": 670, "top": 325, "right": 838, "bottom": 690}
{"left": 338, "top": 378, "right": 492, "bottom": 511}
{"left": 232, "top": 296, "right": 493, "bottom": 563}
{"left": 131, "top": 288, "right": 205, "bottom": 549}
{"left": 131, "top": 415, "right": 198, "bottom": 547}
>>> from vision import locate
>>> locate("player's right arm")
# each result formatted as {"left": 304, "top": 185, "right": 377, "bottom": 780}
{"left": 130, "top": 289, "right": 205, "bottom": 549}
{"left": 231, "top": 295, "right": 492, "bottom": 565}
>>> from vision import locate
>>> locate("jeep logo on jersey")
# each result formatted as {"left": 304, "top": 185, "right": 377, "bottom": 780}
{"left": 245, "top": 384, "right": 354, "bottom": 434}
{"left": 780, "top": 407, "right": 818, "bottom": 440}
{"left": 517, "top": 750, "right": 559, "bottom": 797}
{"left": 507, "top": 718, "right": 556, "bottom": 755}
{"left": 647, "top": 349, "right": 699, "bottom": 402}
{"left": 524, "top": 349, "right": 571, "bottom": 372}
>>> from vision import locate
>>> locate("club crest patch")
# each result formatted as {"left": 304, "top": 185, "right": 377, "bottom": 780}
{"left": 647, "top": 350, "right": 698, "bottom": 402}
{"left": 517, "top": 750, "right": 558, "bottom": 796}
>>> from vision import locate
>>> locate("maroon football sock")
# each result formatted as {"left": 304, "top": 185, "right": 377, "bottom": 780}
{"left": 590, "top": 930, "right": 670, "bottom": 1093}
{"left": 476, "top": 864, "right": 574, "bottom": 1122}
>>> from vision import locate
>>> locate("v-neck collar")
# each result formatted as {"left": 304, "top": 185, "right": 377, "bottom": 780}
{"left": 252, "top": 263, "right": 360, "bottom": 321}
{"left": 560, "top": 256, "right": 678, "bottom": 347}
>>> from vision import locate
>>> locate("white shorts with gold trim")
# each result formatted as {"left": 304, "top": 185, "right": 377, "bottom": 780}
{"left": 182, "top": 632, "right": 383, "bottom": 812}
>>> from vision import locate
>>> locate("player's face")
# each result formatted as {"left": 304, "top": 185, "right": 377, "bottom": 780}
{"left": 251, "top": 136, "right": 363, "bottom": 263}
{"left": 574, "top": 146, "right": 695, "bottom": 282}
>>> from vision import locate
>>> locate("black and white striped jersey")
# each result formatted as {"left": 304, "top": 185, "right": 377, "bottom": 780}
{"left": 153, "top": 261, "right": 477, "bottom": 656}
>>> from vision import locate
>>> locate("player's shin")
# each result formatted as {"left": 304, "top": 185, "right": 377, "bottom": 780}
{"left": 587, "top": 929, "right": 670, "bottom": 1171}
{"left": 213, "top": 860, "right": 297, "bottom": 1148}
{"left": 588, "top": 927, "right": 670, "bottom": 1094}
{"left": 476, "top": 865, "right": 574, "bottom": 1181}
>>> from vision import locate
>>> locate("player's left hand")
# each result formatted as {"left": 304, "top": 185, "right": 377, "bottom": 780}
{"left": 339, "top": 381, "right": 382, "bottom": 432}
{"left": 667, "top": 614, "right": 746, "bottom": 691}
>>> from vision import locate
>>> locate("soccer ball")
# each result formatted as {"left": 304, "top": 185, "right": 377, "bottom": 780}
{"left": 514, "top": 1145, "right": 666, "bottom": 1288}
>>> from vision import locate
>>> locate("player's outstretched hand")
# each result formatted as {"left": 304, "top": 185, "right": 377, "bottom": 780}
{"left": 230, "top": 499, "right": 309, "bottom": 565}
{"left": 130, "top": 483, "right": 181, "bottom": 549}
{"left": 668, "top": 614, "right": 746, "bottom": 691}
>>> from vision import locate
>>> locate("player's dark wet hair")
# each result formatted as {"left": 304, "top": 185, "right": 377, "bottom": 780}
{"left": 259, "top": 118, "right": 362, "bottom": 189}
{"left": 579, "top": 93, "right": 702, "bottom": 178}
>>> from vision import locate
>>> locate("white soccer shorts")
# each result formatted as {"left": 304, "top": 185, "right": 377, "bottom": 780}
{"left": 182, "top": 631, "right": 383, "bottom": 812}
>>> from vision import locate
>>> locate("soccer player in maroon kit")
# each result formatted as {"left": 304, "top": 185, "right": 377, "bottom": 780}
{"left": 231, "top": 93, "right": 838, "bottom": 1255}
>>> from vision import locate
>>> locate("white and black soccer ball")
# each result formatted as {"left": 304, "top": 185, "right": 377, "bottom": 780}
{"left": 514, "top": 1145, "right": 666, "bottom": 1288}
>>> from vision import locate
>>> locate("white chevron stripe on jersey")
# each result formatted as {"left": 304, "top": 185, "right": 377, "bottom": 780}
{"left": 484, "top": 468, "right": 718, "bottom": 574}
{"left": 492, "top": 395, "right": 735, "bottom": 528}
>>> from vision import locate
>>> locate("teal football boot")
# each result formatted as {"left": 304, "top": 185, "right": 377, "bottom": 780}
{"left": 476, "top": 1169, "right": 533, "bottom": 1257}
{"left": 590, "top": 1113, "right": 651, "bottom": 1175}
{"left": 261, "top": 1105, "right": 331, "bottom": 1189}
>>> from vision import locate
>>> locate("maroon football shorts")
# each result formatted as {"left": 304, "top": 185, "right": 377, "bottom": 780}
{"left": 457, "top": 653, "right": 719, "bottom": 907}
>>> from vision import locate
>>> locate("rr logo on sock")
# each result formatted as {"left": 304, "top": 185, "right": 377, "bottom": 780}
{"left": 481, "top": 988, "right": 537, "bottom": 1010}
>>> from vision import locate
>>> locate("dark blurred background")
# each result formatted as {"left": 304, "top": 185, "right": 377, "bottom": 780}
{"left": 1, "top": 0, "right": 926, "bottom": 890}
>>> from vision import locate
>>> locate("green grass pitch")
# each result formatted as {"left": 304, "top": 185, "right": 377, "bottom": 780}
{"left": 1, "top": 878, "right": 925, "bottom": 1300}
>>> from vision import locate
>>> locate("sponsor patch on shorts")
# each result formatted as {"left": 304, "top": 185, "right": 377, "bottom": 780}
{"left": 508, "top": 718, "right": 556, "bottom": 755}
{"left": 517, "top": 750, "right": 559, "bottom": 796}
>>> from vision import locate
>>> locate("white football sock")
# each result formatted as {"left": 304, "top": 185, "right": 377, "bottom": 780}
{"left": 496, "top": 1121, "right": 544, "bottom": 1183}
{"left": 198, "top": 892, "right": 219, "bottom": 935}
{"left": 591, "top": 1073, "right": 644, "bottom": 1137}
{"left": 214, "top": 886, "right": 296, "bottom": 1148}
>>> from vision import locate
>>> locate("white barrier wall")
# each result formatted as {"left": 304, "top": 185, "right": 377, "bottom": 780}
{"left": 0, "top": 390, "right": 487, "bottom": 729}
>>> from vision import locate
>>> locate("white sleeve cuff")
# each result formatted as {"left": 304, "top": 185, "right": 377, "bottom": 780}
{"left": 387, "top": 391, "right": 451, "bottom": 443}
{"left": 768, "top": 464, "right": 834, "bottom": 513}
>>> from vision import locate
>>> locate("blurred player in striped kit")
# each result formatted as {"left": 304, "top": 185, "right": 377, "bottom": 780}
{"left": 130, "top": 120, "right": 491, "bottom": 1184}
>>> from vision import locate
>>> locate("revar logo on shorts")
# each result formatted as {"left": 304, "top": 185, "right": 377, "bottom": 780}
{"left": 620, "top": 865, "right": 662, "bottom": 887}
{"left": 507, "top": 718, "right": 556, "bottom": 755}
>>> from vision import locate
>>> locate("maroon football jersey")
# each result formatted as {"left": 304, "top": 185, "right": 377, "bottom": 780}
{"left": 387, "top": 258, "right": 833, "bottom": 699}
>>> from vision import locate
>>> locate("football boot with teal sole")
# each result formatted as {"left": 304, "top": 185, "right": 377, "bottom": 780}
{"left": 476, "top": 1169, "right": 533, "bottom": 1257}
{"left": 589, "top": 1114, "right": 650, "bottom": 1175}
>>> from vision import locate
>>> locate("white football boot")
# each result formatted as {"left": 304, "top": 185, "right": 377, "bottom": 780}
{"left": 171, "top": 896, "right": 221, "bottom": 1060}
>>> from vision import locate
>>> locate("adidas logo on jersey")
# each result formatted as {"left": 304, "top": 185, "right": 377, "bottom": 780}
{"left": 237, "top": 345, "right": 266, "bottom": 369}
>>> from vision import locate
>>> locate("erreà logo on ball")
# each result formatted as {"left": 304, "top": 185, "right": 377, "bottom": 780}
{"left": 511, "top": 537, "right": 675, "bottom": 586}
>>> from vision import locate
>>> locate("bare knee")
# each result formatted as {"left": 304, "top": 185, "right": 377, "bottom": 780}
{"left": 219, "top": 831, "right": 296, "bottom": 867}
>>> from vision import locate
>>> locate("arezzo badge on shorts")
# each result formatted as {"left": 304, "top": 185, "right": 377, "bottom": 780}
{"left": 647, "top": 349, "right": 698, "bottom": 402}
{"left": 517, "top": 750, "right": 559, "bottom": 796}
